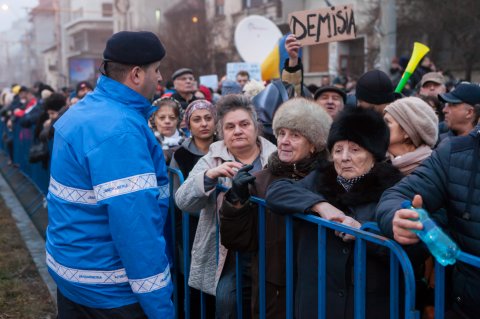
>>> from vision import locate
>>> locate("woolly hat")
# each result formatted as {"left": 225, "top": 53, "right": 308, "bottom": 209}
{"left": 103, "top": 31, "right": 166, "bottom": 65}
{"left": 384, "top": 97, "right": 439, "bottom": 148}
{"left": 221, "top": 80, "right": 242, "bottom": 96}
{"left": 356, "top": 70, "right": 397, "bottom": 105}
{"left": 327, "top": 107, "right": 390, "bottom": 161}
{"left": 273, "top": 97, "right": 332, "bottom": 152}
{"left": 198, "top": 85, "right": 212, "bottom": 102}
{"left": 172, "top": 68, "right": 193, "bottom": 81}
{"left": 44, "top": 93, "right": 66, "bottom": 112}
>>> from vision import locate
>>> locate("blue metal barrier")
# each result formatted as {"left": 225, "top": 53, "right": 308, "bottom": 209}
{"left": 0, "top": 121, "right": 50, "bottom": 194}
{"left": 5, "top": 117, "right": 480, "bottom": 318}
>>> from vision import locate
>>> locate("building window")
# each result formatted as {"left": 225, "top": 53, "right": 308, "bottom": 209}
{"left": 215, "top": 0, "right": 224, "bottom": 16}
{"left": 243, "top": 0, "right": 264, "bottom": 9}
{"left": 102, "top": 3, "right": 113, "bottom": 17}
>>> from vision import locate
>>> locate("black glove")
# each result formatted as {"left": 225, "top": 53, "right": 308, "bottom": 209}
{"left": 227, "top": 164, "right": 256, "bottom": 204}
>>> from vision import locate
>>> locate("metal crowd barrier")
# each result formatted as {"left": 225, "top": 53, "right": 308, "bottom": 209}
{"left": 3, "top": 118, "right": 480, "bottom": 318}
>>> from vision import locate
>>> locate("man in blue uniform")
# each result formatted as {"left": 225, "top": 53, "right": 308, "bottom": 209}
{"left": 46, "top": 31, "right": 174, "bottom": 318}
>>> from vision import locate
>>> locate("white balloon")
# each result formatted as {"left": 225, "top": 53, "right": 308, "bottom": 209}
{"left": 234, "top": 15, "right": 282, "bottom": 63}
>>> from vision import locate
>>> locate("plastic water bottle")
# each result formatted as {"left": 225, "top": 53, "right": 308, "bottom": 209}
{"left": 401, "top": 200, "right": 460, "bottom": 266}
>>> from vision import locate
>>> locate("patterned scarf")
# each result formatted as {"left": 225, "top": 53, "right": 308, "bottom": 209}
{"left": 336, "top": 172, "right": 369, "bottom": 192}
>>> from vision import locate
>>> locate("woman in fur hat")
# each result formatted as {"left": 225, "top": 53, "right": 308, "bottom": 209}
{"left": 220, "top": 97, "right": 332, "bottom": 319}
{"left": 266, "top": 107, "right": 405, "bottom": 319}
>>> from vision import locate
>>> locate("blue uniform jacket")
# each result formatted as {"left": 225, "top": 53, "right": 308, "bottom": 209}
{"left": 46, "top": 75, "right": 174, "bottom": 318}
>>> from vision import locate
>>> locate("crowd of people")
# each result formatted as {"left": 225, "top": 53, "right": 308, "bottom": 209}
{"left": 1, "top": 30, "right": 480, "bottom": 319}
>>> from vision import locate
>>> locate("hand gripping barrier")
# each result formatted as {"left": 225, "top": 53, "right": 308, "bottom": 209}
{"left": 4, "top": 122, "right": 480, "bottom": 319}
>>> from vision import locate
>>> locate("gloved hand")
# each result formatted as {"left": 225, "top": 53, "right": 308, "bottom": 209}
{"left": 227, "top": 164, "right": 256, "bottom": 204}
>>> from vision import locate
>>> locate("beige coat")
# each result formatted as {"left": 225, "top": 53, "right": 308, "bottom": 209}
{"left": 174, "top": 137, "right": 276, "bottom": 295}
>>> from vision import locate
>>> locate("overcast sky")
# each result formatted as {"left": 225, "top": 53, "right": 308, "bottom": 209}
{"left": 0, "top": 0, "right": 38, "bottom": 32}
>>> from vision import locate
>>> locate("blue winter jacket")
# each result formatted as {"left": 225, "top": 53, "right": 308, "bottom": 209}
{"left": 377, "top": 126, "right": 480, "bottom": 318}
{"left": 46, "top": 75, "right": 174, "bottom": 318}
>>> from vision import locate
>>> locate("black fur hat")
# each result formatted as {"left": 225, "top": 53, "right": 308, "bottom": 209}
{"left": 327, "top": 107, "right": 390, "bottom": 161}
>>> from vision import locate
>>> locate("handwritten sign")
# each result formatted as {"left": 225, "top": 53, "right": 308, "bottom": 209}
{"left": 288, "top": 5, "right": 356, "bottom": 46}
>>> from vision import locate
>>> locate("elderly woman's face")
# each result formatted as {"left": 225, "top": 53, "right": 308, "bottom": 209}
{"left": 222, "top": 109, "right": 257, "bottom": 152}
{"left": 154, "top": 106, "right": 178, "bottom": 137}
{"left": 332, "top": 140, "right": 375, "bottom": 179}
{"left": 277, "top": 128, "right": 315, "bottom": 164}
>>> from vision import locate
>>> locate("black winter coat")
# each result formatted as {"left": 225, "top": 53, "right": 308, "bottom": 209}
{"left": 377, "top": 127, "right": 480, "bottom": 319}
{"left": 266, "top": 161, "right": 404, "bottom": 319}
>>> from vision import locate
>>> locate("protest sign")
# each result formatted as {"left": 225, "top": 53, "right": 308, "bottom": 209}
{"left": 199, "top": 75, "right": 219, "bottom": 90}
{"left": 288, "top": 5, "right": 356, "bottom": 46}
{"left": 226, "top": 62, "right": 262, "bottom": 82}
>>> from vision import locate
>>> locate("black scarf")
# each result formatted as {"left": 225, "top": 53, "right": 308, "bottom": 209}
{"left": 268, "top": 151, "right": 320, "bottom": 180}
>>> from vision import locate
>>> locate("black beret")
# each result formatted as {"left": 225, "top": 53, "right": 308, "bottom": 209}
{"left": 172, "top": 68, "right": 194, "bottom": 81}
{"left": 103, "top": 31, "right": 166, "bottom": 65}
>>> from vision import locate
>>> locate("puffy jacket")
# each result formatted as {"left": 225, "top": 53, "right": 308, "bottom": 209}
{"left": 376, "top": 126, "right": 480, "bottom": 319}
{"left": 46, "top": 75, "right": 173, "bottom": 318}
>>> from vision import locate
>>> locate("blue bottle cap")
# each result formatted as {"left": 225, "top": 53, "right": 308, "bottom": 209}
{"left": 401, "top": 200, "right": 412, "bottom": 209}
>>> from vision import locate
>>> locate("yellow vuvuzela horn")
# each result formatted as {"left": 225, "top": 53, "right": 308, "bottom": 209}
{"left": 395, "top": 42, "right": 430, "bottom": 93}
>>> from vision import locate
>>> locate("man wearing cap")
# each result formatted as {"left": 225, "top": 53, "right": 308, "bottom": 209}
{"left": 46, "top": 31, "right": 173, "bottom": 318}
{"left": 314, "top": 86, "right": 346, "bottom": 119}
{"left": 438, "top": 83, "right": 480, "bottom": 140}
{"left": 418, "top": 72, "right": 446, "bottom": 98}
{"left": 75, "top": 81, "right": 93, "bottom": 99}
{"left": 377, "top": 92, "right": 480, "bottom": 319}
{"left": 171, "top": 68, "right": 196, "bottom": 110}
{"left": 356, "top": 69, "right": 399, "bottom": 114}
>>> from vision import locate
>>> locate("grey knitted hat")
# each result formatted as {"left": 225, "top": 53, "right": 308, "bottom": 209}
{"left": 272, "top": 97, "right": 332, "bottom": 152}
{"left": 384, "top": 97, "right": 439, "bottom": 148}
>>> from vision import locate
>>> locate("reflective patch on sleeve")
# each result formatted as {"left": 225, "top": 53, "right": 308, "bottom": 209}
{"left": 46, "top": 252, "right": 128, "bottom": 284}
{"left": 129, "top": 265, "right": 171, "bottom": 294}
{"left": 94, "top": 173, "right": 160, "bottom": 201}
{"left": 49, "top": 177, "right": 97, "bottom": 205}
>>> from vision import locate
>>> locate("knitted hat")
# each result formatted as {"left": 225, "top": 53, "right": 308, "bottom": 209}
{"left": 44, "top": 93, "right": 66, "bottom": 112}
{"left": 221, "top": 80, "right": 242, "bottom": 96}
{"left": 103, "top": 31, "right": 166, "bottom": 65}
{"left": 273, "top": 97, "right": 332, "bottom": 152}
{"left": 184, "top": 99, "right": 217, "bottom": 130}
{"left": 356, "top": 70, "right": 397, "bottom": 105}
{"left": 198, "top": 85, "right": 212, "bottom": 102}
{"left": 327, "top": 107, "right": 390, "bottom": 161}
{"left": 384, "top": 97, "right": 439, "bottom": 148}
{"left": 172, "top": 68, "right": 193, "bottom": 81}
